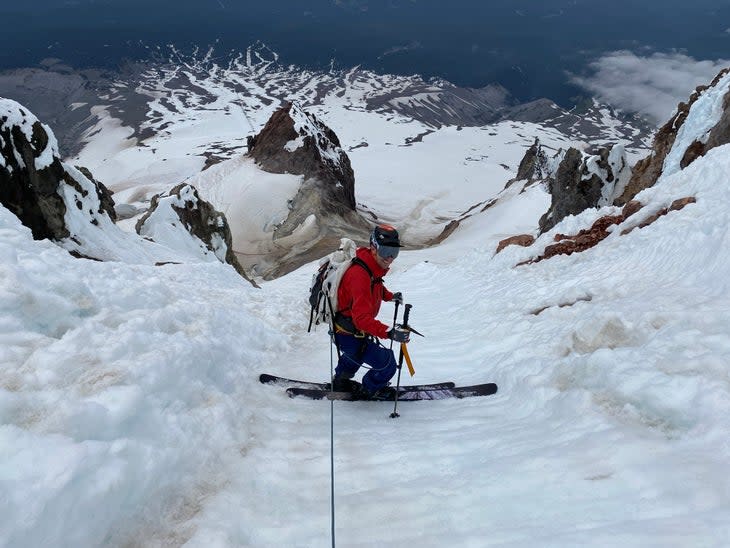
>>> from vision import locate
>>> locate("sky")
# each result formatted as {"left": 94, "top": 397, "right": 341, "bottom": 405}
{"left": 2, "top": 55, "right": 730, "bottom": 547}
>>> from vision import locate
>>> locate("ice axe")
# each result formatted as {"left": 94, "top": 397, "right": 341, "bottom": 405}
{"left": 390, "top": 303, "right": 424, "bottom": 419}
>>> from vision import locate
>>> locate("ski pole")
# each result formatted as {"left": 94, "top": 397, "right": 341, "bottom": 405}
{"left": 390, "top": 303, "right": 411, "bottom": 419}
{"left": 390, "top": 299, "right": 400, "bottom": 352}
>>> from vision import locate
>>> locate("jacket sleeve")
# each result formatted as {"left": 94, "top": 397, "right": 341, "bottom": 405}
{"left": 347, "top": 268, "right": 390, "bottom": 338}
{"left": 382, "top": 286, "right": 394, "bottom": 302}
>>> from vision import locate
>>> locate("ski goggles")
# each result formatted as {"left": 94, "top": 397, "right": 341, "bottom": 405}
{"left": 374, "top": 242, "right": 400, "bottom": 260}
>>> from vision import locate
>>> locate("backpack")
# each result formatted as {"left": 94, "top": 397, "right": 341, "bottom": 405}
{"left": 307, "top": 238, "right": 379, "bottom": 332}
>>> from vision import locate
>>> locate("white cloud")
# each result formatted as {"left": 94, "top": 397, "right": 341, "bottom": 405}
{"left": 571, "top": 51, "right": 730, "bottom": 125}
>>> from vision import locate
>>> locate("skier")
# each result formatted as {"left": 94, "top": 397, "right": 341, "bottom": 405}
{"left": 331, "top": 224, "right": 411, "bottom": 399}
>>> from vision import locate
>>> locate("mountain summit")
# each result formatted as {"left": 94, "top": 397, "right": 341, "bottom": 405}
{"left": 249, "top": 101, "right": 356, "bottom": 213}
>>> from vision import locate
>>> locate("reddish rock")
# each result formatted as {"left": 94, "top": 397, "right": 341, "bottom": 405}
{"left": 522, "top": 196, "right": 694, "bottom": 264}
{"left": 621, "top": 197, "right": 697, "bottom": 235}
{"left": 496, "top": 234, "right": 535, "bottom": 253}
{"left": 669, "top": 196, "right": 697, "bottom": 211}
{"left": 541, "top": 214, "right": 624, "bottom": 260}
{"left": 621, "top": 200, "right": 643, "bottom": 219}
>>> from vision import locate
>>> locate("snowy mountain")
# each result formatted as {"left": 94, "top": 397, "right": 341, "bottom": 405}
{"left": 2, "top": 53, "right": 730, "bottom": 548}
{"left": 1, "top": 45, "right": 652, "bottom": 158}
{"left": 0, "top": 45, "right": 653, "bottom": 279}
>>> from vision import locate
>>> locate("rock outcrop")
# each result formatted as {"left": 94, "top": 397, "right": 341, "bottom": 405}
{"left": 517, "top": 197, "right": 696, "bottom": 265}
{"left": 498, "top": 71, "right": 730, "bottom": 264}
{"left": 1, "top": 98, "right": 69, "bottom": 240}
{"left": 248, "top": 102, "right": 356, "bottom": 214}
{"left": 0, "top": 97, "right": 115, "bottom": 242}
{"left": 538, "top": 144, "right": 630, "bottom": 233}
{"left": 136, "top": 183, "right": 254, "bottom": 284}
{"left": 496, "top": 234, "right": 535, "bottom": 254}
{"left": 75, "top": 165, "right": 117, "bottom": 223}
{"left": 245, "top": 102, "right": 372, "bottom": 278}
{"left": 615, "top": 68, "right": 730, "bottom": 205}
{"left": 514, "top": 138, "right": 550, "bottom": 183}
{"left": 0, "top": 97, "right": 256, "bottom": 280}
{"left": 503, "top": 138, "right": 557, "bottom": 192}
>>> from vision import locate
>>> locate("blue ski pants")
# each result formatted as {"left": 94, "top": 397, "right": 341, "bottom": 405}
{"left": 334, "top": 333, "right": 397, "bottom": 393}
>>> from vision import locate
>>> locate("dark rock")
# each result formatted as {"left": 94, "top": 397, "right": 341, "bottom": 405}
{"left": 0, "top": 99, "right": 68, "bottom": 240}
{"left": 76, "top": 165, "right": 117, "bottom": 222}
{"left": 136, "top": 183, "right": 257, "bottom": 286}
{"left": 515, "top": 138, "right": 549, "bottom": 183}
{"left": 248, "top": 102, "right": 356, "bottom": 214}
{"left": 539, "top": 144, "right": 630, "bottom": 233}
{"left": 1, "top": 98, "right": 118, "bottom": 245}
{"left": 539, "top": 148, "right": 594, "bottom": 233}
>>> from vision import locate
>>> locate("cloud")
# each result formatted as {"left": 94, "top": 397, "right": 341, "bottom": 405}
{"left": 378, "top": 41, "right": 422, "bottom": 59}
{"left": 570, "top": 51, "right": 730, "bottom": 125}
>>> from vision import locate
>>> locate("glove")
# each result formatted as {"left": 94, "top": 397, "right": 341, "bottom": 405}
{"left": 387, "top": 325, "right": 410, "bottom": 343}
{"left": 392, "top": 292, "right": 403, "bottom": 305}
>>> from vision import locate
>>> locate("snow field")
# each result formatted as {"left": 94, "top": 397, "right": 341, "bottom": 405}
{"left": 4, "top": 56, "right": 730, "bottom": 547}
{"left": 0, "top": 208, "right": 283, "bottom": 547}
{"left": 203, "top": 146, "right": 730, "bottom": 547}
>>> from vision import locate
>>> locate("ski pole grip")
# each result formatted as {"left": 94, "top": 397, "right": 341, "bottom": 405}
{"left": 402, "top": 303, "right": 412, "bottom": 326}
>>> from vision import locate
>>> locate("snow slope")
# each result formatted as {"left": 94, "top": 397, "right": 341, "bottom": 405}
{"left": 3, "top": 64, "right": 730, "bottom": 547}
{"left": 3, "top": 139, "right": 730, "bottom": 546}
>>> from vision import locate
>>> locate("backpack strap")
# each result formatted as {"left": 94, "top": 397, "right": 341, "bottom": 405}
{"left": 350, "top": 256, "right": 383, "bottom": 292}
{"left": 332, "top": 257, "right": 384, "bottom": 335}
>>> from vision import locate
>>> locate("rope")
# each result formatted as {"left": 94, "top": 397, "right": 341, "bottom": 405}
{"left": 338, "top": 344, "right": 393, "bottom": 372}
{"left": 329, "top": 329, "right": 337, "bottom": 548}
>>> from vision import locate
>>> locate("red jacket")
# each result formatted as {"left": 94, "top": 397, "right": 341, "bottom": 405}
{"left": 337, "top": 247, "right": 394, "bottom": 338}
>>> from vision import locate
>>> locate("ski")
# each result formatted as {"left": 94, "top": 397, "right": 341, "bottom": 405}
{"left": 286, "top": 383, "right": 498, "bottom": 401}
{"left": 260, "top": 373, "right": 455, "bottom": 392}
